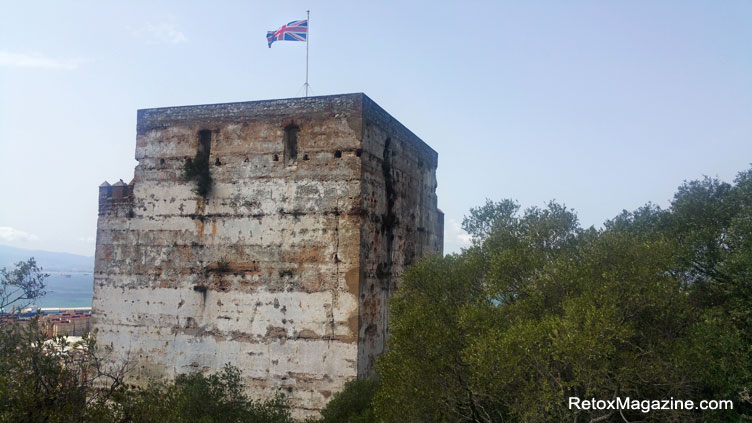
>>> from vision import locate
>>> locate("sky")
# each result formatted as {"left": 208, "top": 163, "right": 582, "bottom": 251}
{"left": 1, "top": 0, "right": 751, "bottom": 257}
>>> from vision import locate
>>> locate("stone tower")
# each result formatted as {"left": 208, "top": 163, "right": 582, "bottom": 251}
{"left": 92, "top": 93, "right": 443, "bottom": 418}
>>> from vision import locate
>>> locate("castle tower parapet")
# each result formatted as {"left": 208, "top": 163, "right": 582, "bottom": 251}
{"left": 98, "top": 179, "right": 134, "bottom": 216}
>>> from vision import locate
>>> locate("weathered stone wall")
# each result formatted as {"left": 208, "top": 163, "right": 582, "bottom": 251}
{"left": 92, "top": 94, "right": 442, "bottom": 418}
{"left": 356, "top": 97, "right": 444, "bottom": 376}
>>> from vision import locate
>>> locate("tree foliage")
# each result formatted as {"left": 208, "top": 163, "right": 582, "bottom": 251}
{"left": 0, "top": 258, "right": 47, "bottom": 312}
{"left": 0, "top": 319, "right": 127, "bottom": 422}
{"left": 375, "top": 168, "right": 752, "bottom": 422}
{"left": 309, "top": 379, "right": 379, "bottom": 423}
{"left": 115, "top": 364, "right": 293, "bottom": 423}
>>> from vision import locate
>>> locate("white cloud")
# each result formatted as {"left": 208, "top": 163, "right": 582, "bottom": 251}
{"left": 444, "top": 218, "right": 472, "bottom": 254}
{"left": 132, "top": 21, "right": 187, "bottom": 45}
{"left": 0, "top": 50, "right": 82, "bottom": 70}
{"left": 77, "top": 236, "right": 96, "bottom": 244}
{"left": 0, "top": 227, "right": 39, "bottom": 242}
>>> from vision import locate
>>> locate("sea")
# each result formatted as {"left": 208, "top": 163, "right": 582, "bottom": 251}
{"left": 31, "top": 272, "right": 94, "bottom": 309}
{"left": 0, "top": 245, "right": 95, "bottom": 309}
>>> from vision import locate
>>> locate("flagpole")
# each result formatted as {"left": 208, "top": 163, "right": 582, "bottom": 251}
{"left": 305, "top": 10, "right": 310, "bottom": 97}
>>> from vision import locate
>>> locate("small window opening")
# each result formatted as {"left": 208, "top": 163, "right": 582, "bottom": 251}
{"left": 355, "top": 149, "right": 362, "bottom": 157}
{"left": 273, "top": 154, "right": 279, "bottom": 162}
{"left": 303, "top": 154, "right": 309, "bottom": 161}
{"left": 215, "top": 158, "right": 222, "bottom": 166}
{"left": 334, "top": 150, "right": 342, "bottom": 158}
{"left": 160, "top": 158, "right": 166, "bottom": 166}
{"left": 283, "top": 124, "right": 299, "bottom": 165}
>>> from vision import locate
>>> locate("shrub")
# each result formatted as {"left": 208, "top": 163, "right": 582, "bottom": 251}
{"left": 312, "top": 379, "right": 379, "bottom": 423}
{"left": 116, "top": 364, "right": 294, "bottom": 423}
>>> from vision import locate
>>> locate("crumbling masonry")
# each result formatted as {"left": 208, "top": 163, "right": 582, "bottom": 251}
{"left": 92, "top": 93, "right": 443, "bottom": 418}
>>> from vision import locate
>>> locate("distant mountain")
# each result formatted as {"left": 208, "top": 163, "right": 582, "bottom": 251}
{"left": 0, "top": 245, "right": 94, "bottom": 273}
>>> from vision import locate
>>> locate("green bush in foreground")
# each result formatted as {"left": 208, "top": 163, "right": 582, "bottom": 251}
{"left": 0, "top": 318, "right": 126, "bottom": 423}
{"left": 310, "top": 379, "right": 379, "bottom": 423}
{"left": 115, "top": 364, "right": 293, "bottom": 423}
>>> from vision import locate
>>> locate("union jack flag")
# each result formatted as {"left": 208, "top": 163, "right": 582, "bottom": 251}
{"left": 267, "top": 20, "right": 308, "bottom": 48}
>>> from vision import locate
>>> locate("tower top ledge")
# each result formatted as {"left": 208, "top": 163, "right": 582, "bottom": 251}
{"left": 136, "top": 93, "right": 437, "bottom": 163}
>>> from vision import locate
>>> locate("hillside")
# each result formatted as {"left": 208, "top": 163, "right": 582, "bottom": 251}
{"left": 0, "top": 245, "right": 94, "bottom": 273}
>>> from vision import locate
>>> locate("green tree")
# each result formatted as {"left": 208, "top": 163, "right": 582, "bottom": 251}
{"left": 0, "top": 258, "right": 47, "bottom": 312}
{"left": 375, "top": 168, "right": 752, "bottom": 422}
